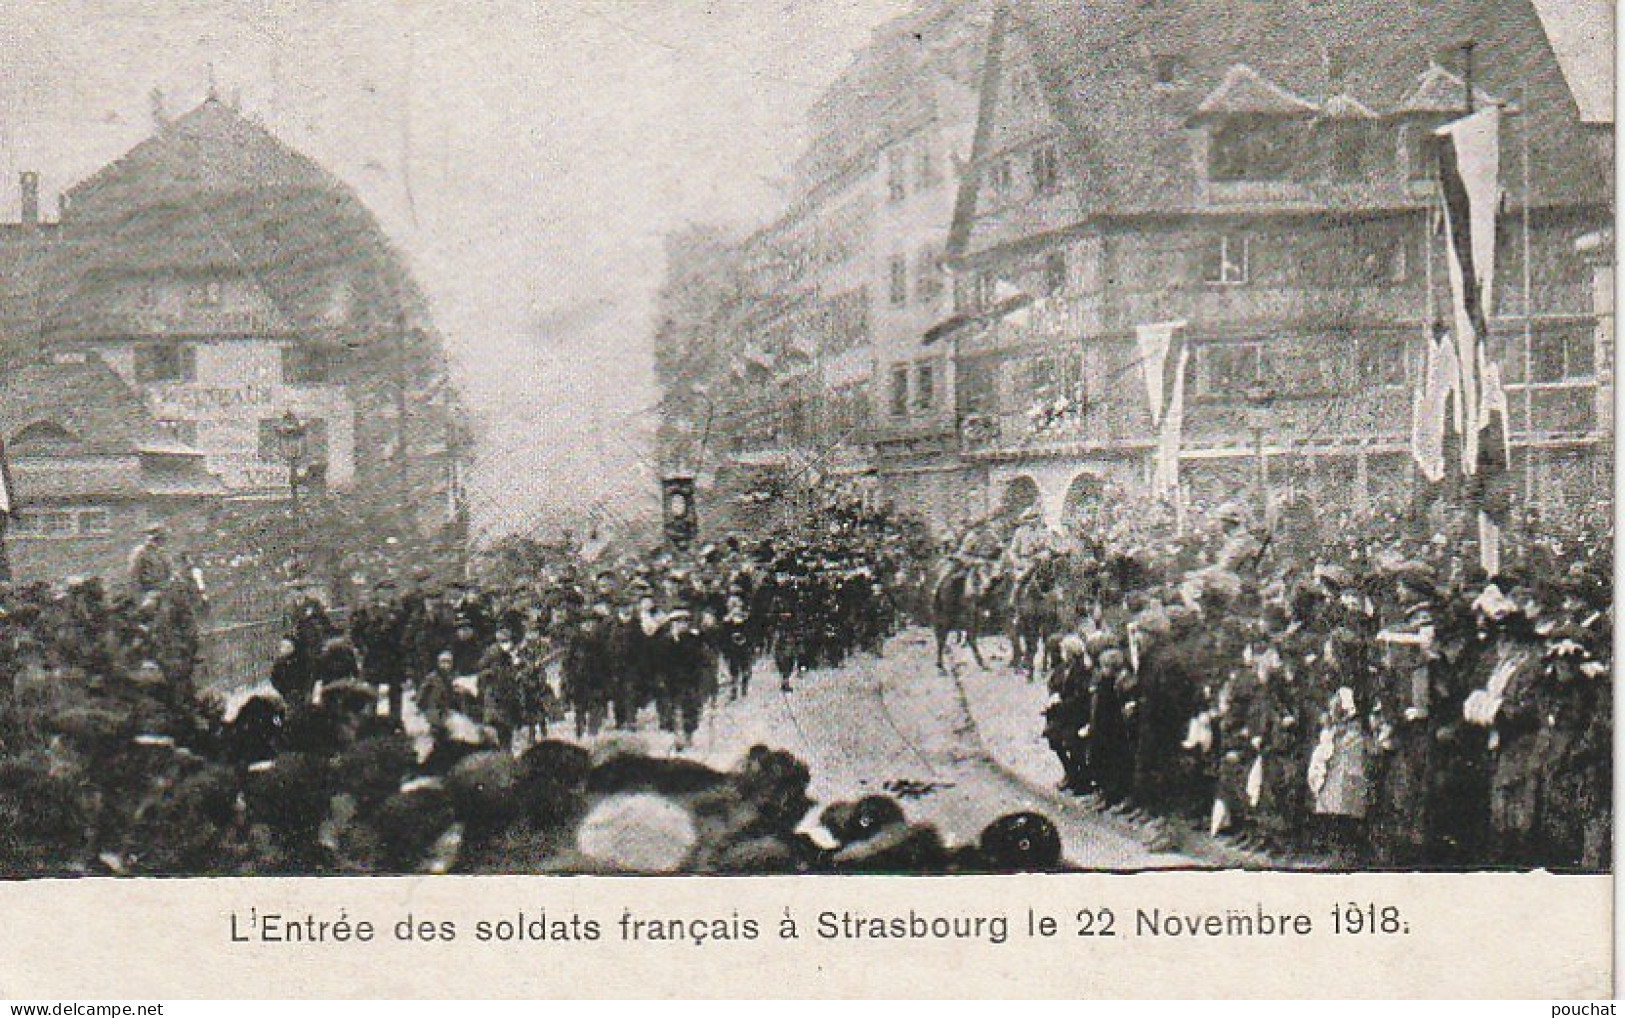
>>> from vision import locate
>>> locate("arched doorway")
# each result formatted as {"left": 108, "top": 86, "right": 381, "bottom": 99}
{"left": 999, "top": 475, "right": 1042, "bottom": 520}
{"left": 1061, "top": 472, "right": 1104, "bottom": 527}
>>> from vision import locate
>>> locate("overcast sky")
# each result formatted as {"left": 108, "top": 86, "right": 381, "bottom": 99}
{"left": 0, "top": 0, "right": 910, "bottom": 538}
{"left": 0, "top": 0, "right": 1608, "bottom": 539}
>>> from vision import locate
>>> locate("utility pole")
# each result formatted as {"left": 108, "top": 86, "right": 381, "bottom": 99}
{"left": 1462, "top": 40, "right": 1476, "bottom": 113}
{"left": 1246, "top": 382, "right": 1274, "bottom": 523}
{"left": 395, "top": 310, "right": 414, "bottom": 535}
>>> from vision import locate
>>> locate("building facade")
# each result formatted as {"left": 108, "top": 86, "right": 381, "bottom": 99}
{"left": 0, "top": 97, "right": 467, "bottom": 583}
{"left": 653, "top": 0, "right": 988, "bottom": 527}
{"left": 0, "top": 357, "right": 220, "bottom": 581}
{"left": 928, "top": 0, "right": 1611, "bottom": 532}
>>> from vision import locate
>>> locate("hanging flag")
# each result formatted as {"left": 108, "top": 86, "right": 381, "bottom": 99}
{"left": 1136, "top": 321, "right": 1190, "bottom": 497}
{"left": 1437, "top": 105, "right": 1507, "bottom": 574}
{"left": 0, "top": 437, "right": 13, "bottom": 518}
{"left": 1410, "top": 325, "right": 1464, "bottom": 483}
{"left": 1435, "top": 106, "right": 1501, "bottom": 477}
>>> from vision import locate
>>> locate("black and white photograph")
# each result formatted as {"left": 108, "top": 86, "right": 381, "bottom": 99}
{"left": 0, "top": 0, "right": 1610, "bottom": 904}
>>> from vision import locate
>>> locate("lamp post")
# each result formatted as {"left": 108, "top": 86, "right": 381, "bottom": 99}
{"left": 273, "top": 410, "right": 309, "bottom": 506}
{"left": 1245, "top": 382, "right": 1275, "bottom": 522}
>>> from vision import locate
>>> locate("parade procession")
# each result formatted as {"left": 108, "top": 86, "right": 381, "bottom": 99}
{"left": 0, "top": 0, "right": 1612, "bottom": 882}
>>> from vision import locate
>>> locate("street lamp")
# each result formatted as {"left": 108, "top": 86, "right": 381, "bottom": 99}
{"left": 273, "top": 410, "right": 309, "bottom": 505}
{"left": 1245, "top": 382, "right": 1275, "bottom": 522}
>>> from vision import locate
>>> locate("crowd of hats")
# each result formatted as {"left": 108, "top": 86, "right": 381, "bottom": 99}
{"left": 0, "top": 497, "right": 1075, "bottom": 876}
{"left": 1031, "top": 494, "right": 1612, "bottom": 871}
{"left": 0, "top": 664, "right": 1070, "bottom": 876}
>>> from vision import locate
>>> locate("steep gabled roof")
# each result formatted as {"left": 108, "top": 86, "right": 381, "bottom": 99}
{"left": 1192, "top": 64, "right": 1320, "bottom": 121}
{"left": 0, "top": 358, "right": 163, "bottom": 456}
{"left": 973, "top": 0, "right": 1608, "bottom": 237}
{"left": 1393, "top": 62, "right": 1508, "bottom": 114}
{"left": 1318, "top": 93, "right": 1381, "bottom": 120}
{"left": 43, "top": 99, "right": 440, "bottom": 351}
{"left": 65, "top": 99, "right": 343, "bottom": 222}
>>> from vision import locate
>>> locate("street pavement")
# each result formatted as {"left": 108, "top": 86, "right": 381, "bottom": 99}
{"left": 226, "top": 628, "right": 1201, "bottom": 869}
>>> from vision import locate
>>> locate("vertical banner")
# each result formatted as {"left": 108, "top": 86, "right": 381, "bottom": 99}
{"left": 1135, "top": 320, "right": 1189, "bottom": 499}
{"left": 1410, "top": 326, "right": 1464, "bottom": 484}
{"left": 1436, "top": 106, "right": 1506, "bottom": 573}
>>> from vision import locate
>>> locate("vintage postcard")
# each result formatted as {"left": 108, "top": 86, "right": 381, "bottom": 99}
{"left": 0, "top": 0, "right": 1612, "bottom": 1000}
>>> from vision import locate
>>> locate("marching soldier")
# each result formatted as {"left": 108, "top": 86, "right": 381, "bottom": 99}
{"left": 350, "top": 580, "right": 409, "bottom": 728}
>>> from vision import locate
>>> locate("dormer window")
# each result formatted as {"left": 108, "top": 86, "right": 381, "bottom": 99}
{"left": 1319, "top": 94, "right": 1381, "bottom": 181}
{"left": 1192, "top": 65, "right": 1317, "bottom": 184}
{"left": 1402, "top": 121, "right": 1448, "bottom": 182}
{"left": 1392, "top": 63, "right": 1508, "bottom": 186}
{"left": 1210, "top": 119, "right": 1301, "bottom": 182}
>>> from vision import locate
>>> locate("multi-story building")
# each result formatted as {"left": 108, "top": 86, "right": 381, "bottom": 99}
{"left": 1, "top": 96, "right": 466, "bottom": 582}
{"left": 0, "top": 356, "right": 221, "bottom": 581}
{"left": 653, "top": 0, "right": 987, "bottom": 526}
{"left": 925, "top": 0, "right": 1611, "bottom": 530}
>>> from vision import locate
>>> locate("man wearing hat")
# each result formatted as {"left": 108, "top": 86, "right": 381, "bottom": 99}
{"left": 350, "top": 580, "right": 409, "bottom": 728}
{"left": 129, "top": 524, "right": 174, "bottom": 600}
{"left": 1462, "top": 584, "right": 1548, "bottom": 866}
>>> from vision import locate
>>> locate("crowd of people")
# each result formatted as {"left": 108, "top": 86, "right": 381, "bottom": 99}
{"left": 1, "top": 500, "right": 1073, "bottom": 876}
{"left": 1006, "top": 491, "right": 1613, "bottom": 871}
{"left": 0, "top": 481, "right": 1612, "bottom": 876}
{"left": 318, "top": 498, "right": 918, "bottom": 753}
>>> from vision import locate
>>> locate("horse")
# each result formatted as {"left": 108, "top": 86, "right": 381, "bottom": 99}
{"left": 1008, "top": 555, "right": 1069, "bottom": 681}
{"left": 931, "top": 563, "right": 993, "bottom": 672}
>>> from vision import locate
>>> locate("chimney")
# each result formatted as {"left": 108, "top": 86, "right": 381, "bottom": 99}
{"left": 19, "top": 171, "right": 38, "bottom": 226}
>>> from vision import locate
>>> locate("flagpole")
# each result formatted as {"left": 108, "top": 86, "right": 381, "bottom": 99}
{"left": 1520, "top": 81, "right": 1535, "bottom": 518}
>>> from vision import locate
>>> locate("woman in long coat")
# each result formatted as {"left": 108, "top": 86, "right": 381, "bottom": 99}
{"left": 1307, "top": 686, "right": 1371, "bottom": 862}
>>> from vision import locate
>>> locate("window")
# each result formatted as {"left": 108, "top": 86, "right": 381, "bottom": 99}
{"left": 1356, "top": 331, "right": 1407, "bottom": 387}
{"left": 1403, "top": 122, "right": 1446, "bottom": 182}
{"left": 914, "top": 362, "right": 935, "bottom": 413}
{"left": 134, "top": 343, "right": 196, "bottom": 383}
{"left": 976, "top": 272, "right": 998, "bottom": 310}
{"left": 1042, "top": 250, "right": 1068, "bottom": 296}
{"left": 1198, "top": 343, "right": 1262, "bottom": 397}
{"left": 1152, "top": 54, "right": 1187, "bottom": 86}
{"left": 890, "top": 366, "right": 910, "bottom": 418}
{"left": 915, "top": 249, "right": 943, "bottom": 307}
{"left": 1529, "top": 327, "right": 1595, "bottom": 383}
{"left": 888, "top": 255, "right": 909, "bottom": 306}
{"left": 1200, "top": 234, "right": 1249, "bottom": 285}
{"left": 1333, "top": 121, "right": 1371, "bottom": 181}
{"left": 887, "top": 148, "right": 908, "bottom": 202}
{"left": 1353, "top": 229, "right": 1407, "bottom": 284}
{"left": 992, "top": 159, "right": 1014, "bottom": 194}
{"left": 282, "top": 344, "right": 334, "bottom": 384}
{"left": 1027, "top": 353, "right": 1084, "bottom": 401}
{"left": 957, "top": 270, "right": 997, "bottom": 313}
{"left": 13, "top": 510, "right": 77, "bottom": 539}
{"left": 77, "top": 509, "right": 112, "bottom": 535}
{"left": 1032, "top": 145, "right": 1060, "bottom": 193}
{"left": 156, "top": 419, "right": 198, "bottom": 446}
{"left": 11, "top": 508, "right": 111, "bottom": 539}
{"left": 1209, "top": 119, "right": 1301, "bottom": 182}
